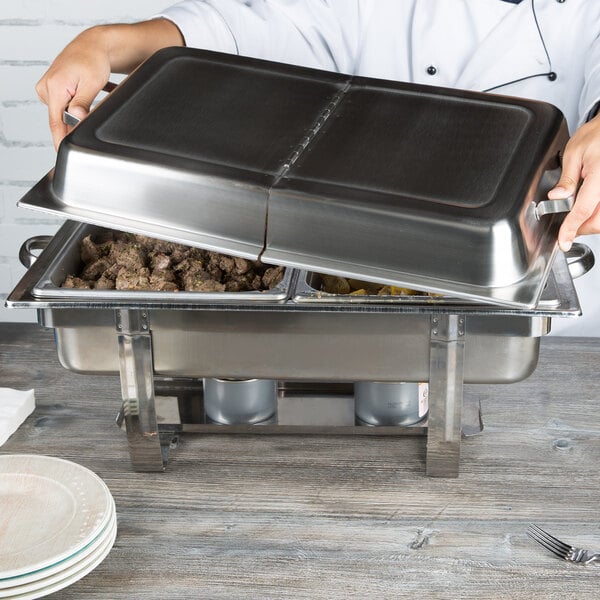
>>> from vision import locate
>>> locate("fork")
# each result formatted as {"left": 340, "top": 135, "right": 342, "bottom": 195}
{"left": 527, "top": 524, "right": 600, "bottom": 565}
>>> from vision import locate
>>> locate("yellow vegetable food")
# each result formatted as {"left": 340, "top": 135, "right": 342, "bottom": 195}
{"left": 319, "top": 274, "right": 430, "bottom": 296}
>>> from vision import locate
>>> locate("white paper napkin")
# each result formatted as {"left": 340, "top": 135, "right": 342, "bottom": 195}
{"left": 0, "top": 388, "right": 35, "bottom": 446}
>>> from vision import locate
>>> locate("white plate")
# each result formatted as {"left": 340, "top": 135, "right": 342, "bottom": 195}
{"left": 0, "top": 509, "right": 116, "bottom": 598}
{"left": 0, "top": 455, "right": 114, "bottom": 579}
{"left": 0, "top": 499, "right": 115, "bottom": 591}
{"left": 3, "top": 519, "right": 117, "bottom": 600}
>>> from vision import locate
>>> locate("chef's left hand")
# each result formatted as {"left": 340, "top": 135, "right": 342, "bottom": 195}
{"left": 549, "top": 114, "right": 600, "bottom": 251}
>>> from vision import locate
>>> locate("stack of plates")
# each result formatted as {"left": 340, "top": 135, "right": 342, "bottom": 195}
{"left": 0, "top": 455, "right": 117, "bottom": 599}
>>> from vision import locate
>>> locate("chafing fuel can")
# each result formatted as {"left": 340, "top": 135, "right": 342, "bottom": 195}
{"left": 355, "top": 382, "right": 428, "bottom": 426}
{"left": 203, "top": 378, "right": 277, "bottom": 424}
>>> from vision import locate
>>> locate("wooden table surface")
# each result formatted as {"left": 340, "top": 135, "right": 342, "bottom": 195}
{"left": 1, "top": 323, "right": 599, "bottom": 599}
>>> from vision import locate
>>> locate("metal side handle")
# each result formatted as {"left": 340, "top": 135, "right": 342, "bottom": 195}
{"left": 19, "top": 236, "right": 53, "bottom": 268}
{"left": 565, "top": 242, "right": 595, "bottom": 279}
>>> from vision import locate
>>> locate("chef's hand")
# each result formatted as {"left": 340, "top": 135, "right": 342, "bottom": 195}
{"left": 36, "top": 28, "right": 111, "bottom": 150}
{"left": 549, "top": 114, "right": 600, "bottom": 251}
{"left": 36, "top": 20, "right": 184, "bottom": 150}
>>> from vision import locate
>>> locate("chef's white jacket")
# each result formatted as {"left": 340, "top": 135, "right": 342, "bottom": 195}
{"left": 159, "top": 0, "right": 600, "bottom": 335}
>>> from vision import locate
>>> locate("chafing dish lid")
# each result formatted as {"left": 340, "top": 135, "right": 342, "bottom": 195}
{"left": 19, "top": 47, "right": 569, "bottom": 308}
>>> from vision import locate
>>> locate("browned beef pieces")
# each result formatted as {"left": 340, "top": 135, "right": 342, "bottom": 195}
{"left": 115, "top": 267, "right": 151, "bottom": 290}
{"left": 80, "top": 235, "right": 103, "bottom": 263}
{"left": 149, "top": 272, "right": 179, "bottom": 291}
{"left": 150, "top": 252, "right": 171, "bottom": 271}
{"left": 176, "top": 260, "right": 226, "bottom": 292}
{"left": 183, "top": 275, "right": 227, "bottom": 292}
{"left": 224, "top": 271, "right": 262, "bottom": 292}
{"left": 262, "top": 266, "right": 285, "bottom": 289}
{"left": 111, "top": 241, "right": 146, "bottom": 271}
{"left": 62, "top": 275, "right": 93, "bottom": 289}
{"left": 81, "top": 257, "right": 113, "bottom": 280}
{"left": 62, "top": 228, "right": 284, "bottom": 292}
{"left": 95, "top": 275, "right": 116, "bottom": 290}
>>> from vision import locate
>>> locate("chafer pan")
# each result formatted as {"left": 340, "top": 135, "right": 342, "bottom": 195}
{"left": 7, "top": 221, "right": 587, "bottom": 384}
{"left": 24, "top": 224, "right": 293, "bottom": 304}
{"left": 18, "top": 48, "right": 572, "bottom": 309}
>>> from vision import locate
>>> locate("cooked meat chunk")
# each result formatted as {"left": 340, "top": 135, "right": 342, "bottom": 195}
{"left": 149, "top": 277, "right": 179, "bottom": 292}
{"left": 262, "top": 266, "right": 285, "bottom": 289}
{"left": 95, "top": 275, "right": 116, "bottom": 290}
{"left": 183, "top": 271, "right": 226, "bottom": 292}
{"left": 149, "top": 268, "right": 177, "bottom": 291}
{"left": 115, "top": 267, "right": 151, "bottom": 290}
{"left": 80, "top": 235, "right": 103, "bottom": 263}
{"left": 169, "top": 246, "right": 190, "bottom": 263}
{"left": 81, "top": 258, "right": 112, "bottom": 280}
{"left": 225, "top": 272, "right": 261, "bottom": 292}
{"left": 234, "top": 256, "right": 253, "bottom": 275}
{"left": 173, "top": 258, "right": 200, "bottom": 277}
{"left": 178, "top": 262, "right": 224, "bottom": 291}
{"left": 215, "top": 254, "right": 234, "bottom": 273}
{"left": 111, "top": 242, "right": 146, "bottom": 270}
{"left": 62, "top": 275, "right": 93, "bottom": 289}
{"left": 214, "top": 254, "right": 253, "bottom": 276}
{"left": 103, "top": 262, "right": 121, "bottom": 280}
{"left": 203, "top": 261, "right": 223, "bottom": 281}
{"left": 62, "top": 228, "right": 285, "bottom": 293}
{"left": 150, "top": 252, "right": 171, "bottom": 271}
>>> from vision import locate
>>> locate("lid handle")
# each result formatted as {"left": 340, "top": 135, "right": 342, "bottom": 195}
{"left": 62, "top": 81, "right": 118, "bottom": 127}
{"left": 534, "top": 195, "right": 574, "bottom": 220}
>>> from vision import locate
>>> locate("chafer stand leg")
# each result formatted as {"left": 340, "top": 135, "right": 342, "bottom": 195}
{"left": 426, "top": 314, "right": 465, "bottom": 478}
{"left": 116, "top": 309, "right": 166, "bottom": 472}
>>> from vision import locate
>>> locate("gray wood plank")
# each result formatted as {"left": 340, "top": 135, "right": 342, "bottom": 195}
{"left": 1, "top": 324, "right": 599, "bottom": 599}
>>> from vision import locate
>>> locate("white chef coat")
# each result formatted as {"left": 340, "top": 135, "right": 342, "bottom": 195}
{"left": 158, "top": 0, "right": 600, "bottom": 336}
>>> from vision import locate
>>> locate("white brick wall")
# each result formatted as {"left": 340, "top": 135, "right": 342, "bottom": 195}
{"left": 0, "top": 0, "right": 170, "bottom": 322}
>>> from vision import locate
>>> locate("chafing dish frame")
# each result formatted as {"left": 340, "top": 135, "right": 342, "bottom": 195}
{"left": 7, "top": 221, "right": 586, "bottom": 478}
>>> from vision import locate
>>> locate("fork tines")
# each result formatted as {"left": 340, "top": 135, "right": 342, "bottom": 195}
{"left": 527, "top": 524, "right": 573, "bottom": 559}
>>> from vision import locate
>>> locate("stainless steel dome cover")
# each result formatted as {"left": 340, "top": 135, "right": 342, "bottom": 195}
{"left": 19, "top": 47, "right": 571, "bottom": 308}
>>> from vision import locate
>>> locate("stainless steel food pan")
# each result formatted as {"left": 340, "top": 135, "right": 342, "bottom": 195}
{"left": 24, "top": 222, "right": 293, "bottom": 304}
{"left": 18, "top": 48, "right": 571, "bottom": 308}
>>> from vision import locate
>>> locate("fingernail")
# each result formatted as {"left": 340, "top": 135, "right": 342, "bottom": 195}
{"left": 69, "top": 106, "right": 87, "bottom": 118}
{"left": 549, "top": 186, "right": 569, "bottom": 197}
{"left": 559, "top": 240, "right": 572, "bottom": 252}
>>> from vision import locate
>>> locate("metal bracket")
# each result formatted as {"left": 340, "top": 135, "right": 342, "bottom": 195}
{"left": 110, "top": 309, "right": 475, "bottom": 476}
{"left": 115, "top": 309, "right": 166, "bottom": 471}
{"left": 426, "top": 314, "right": 466, "bottom": 477}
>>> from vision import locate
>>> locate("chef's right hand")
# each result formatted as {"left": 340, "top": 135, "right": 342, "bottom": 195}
{"left": 36, "top": 27, "right": 112, "bottom": 150}
{"left": 36, "top": 20, "right": 185, "bottom": 150}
